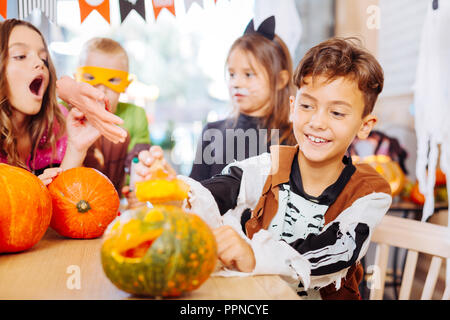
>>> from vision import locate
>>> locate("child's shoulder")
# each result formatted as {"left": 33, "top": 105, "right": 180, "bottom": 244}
{"left": 116, "top": 101, "right": 145, "bottom": 113}
{"left": 351, "top": 163, "right": 392, "bottom": 195}
{"left": 202, "top": 118, "right": 229, "bottom": 131}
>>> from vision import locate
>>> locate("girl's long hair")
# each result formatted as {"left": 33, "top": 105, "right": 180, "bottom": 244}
{"left": 0, "top": 19, "right": 65, "bottom": 170}
{"left": 227, "top": 33, "right": 296, "bottom": 145}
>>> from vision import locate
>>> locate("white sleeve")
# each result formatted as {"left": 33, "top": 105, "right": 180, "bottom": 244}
{"left": 178, "top": 175, "right": 223, "bottom": 229}
{"left": 179, "top": 153, "right": 272, "bottom": 225}
{"left": 221, "top": 152, "right": 272, "bottom": 220}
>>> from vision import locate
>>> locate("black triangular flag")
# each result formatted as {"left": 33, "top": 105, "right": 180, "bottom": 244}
{"left": 243, "top": 16, "right": 275, "bottom": 41}
{"left": 119, "top": 0, "right": 146, "bottom": 23}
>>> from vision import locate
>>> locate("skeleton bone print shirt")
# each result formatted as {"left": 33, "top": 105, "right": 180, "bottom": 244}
{"left": 199, "top": 152, "right": 387, "bottom": 299}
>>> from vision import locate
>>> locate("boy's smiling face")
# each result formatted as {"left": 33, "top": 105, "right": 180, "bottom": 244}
{"left": 290, "top": 75, "right": 377, "bottom": 166}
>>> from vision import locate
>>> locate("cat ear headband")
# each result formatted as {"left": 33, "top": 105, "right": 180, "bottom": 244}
{"left": 243, "top": 15, "right": 276, "bottom": 41}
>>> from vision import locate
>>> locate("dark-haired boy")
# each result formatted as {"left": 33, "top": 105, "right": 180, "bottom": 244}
{"left": 135, "top": 37, "right": 392, "bottom": 300}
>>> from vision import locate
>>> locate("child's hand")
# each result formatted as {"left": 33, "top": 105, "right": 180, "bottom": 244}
{"left": 56, "top": 76, "right": 127, "bottom": 144}
{"left": 38, "top": 167, "right": 63, "bottom": 186}
{"left": 213, "top": 225, "right": 256, "bottom": 273}
{"left": 121, "top": 186, "right": 143, "bottom": 209}
{"left": 135, "top": 146, "right": 176, "bottom": 182}
{"left": 66, "top": 107, "right": 101, "bottom": 153}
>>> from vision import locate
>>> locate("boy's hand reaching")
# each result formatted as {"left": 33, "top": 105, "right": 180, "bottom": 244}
{"left": 135, "top": 146, "right": 177, "bottom": 182}
{"left": 38, "top": 167, "right": 62, "bottom": 186}
{"left": 213, "top": 225, "right": 256, "bottom": 273}
{"left": 121, "top": 186, "right": 141, "bottom": 209}
{"left": 56, "top": 76, "right": 127, "bottom": 144}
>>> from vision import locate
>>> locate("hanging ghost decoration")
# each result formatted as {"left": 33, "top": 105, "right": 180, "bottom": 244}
{"left": 413, "top": 0, "right": 450, "bottom": 222}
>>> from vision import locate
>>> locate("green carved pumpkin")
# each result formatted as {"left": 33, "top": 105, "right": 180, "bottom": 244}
{"left": 101, "top": 205, "right": 217, "bottom": 297}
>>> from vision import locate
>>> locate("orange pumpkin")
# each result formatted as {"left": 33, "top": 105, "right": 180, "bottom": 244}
{"left": 135, "top": 167, "right": 189, "bottom": 205}
{"left": 435, "top": 168, "right": 446, "bottom": 187}
{"left": 410, "top": 183, "right": 425, "bottom": 205}
{"left": 0, "top": 164, "right": 52, "bottom": 253}
{"left": 48, "top": 167, "right": 120, "bottom": 239}
{"left": 101, "top": 205, "right": 218, "bottom": 297}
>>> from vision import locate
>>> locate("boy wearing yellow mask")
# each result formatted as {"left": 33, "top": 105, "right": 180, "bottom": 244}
{"left": 76, "top": 37, "right": 151, "bottom": 194}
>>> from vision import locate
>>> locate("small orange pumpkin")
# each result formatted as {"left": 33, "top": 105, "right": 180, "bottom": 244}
{"left": 48, "top": 167, "right": 120, "bottom": 239}
{"left": 135, "top": 165, "right": 189, "bottom": 205}
{"left": 410, "top": 183, "right": 425, "bottom": 205}
{"left": 435, "top": 168, "right": 446, "bottom": 187}
{"left": 0, "top": 164, "right": 52, "bottom": 253}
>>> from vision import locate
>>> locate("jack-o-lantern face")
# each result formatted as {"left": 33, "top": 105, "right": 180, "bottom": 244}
{"left": 101, "top": 205, "right": 218, "bottom": 297}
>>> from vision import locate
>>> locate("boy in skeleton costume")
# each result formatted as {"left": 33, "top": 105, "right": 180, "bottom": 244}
{"left": 135, "top": 38, "right": 392, "bottom": 299}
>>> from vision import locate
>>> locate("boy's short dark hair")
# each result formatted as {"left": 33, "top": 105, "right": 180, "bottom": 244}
{"left": 293, "top": 37, "right": 384, "bottom": 117}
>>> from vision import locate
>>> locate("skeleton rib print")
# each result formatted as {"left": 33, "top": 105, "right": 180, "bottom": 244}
{"left": 271, "top": 185, "right": 369, "bottom": 276}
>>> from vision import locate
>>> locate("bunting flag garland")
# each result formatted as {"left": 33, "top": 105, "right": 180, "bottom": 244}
{"left": 184, "top": 0, "right": 203, "bottom": 11}
{"left": 7, "top": 0, "right": 232, "bottom": 26}
{"left": 17, "top": 0, "right": 57, "bottom": 23}
{"left": 78, "top": 0, "right": 111, "bottom": 24}
{"left": 152, "top": 0, "right": 176, "bottom": 20}
{"left": 0, "top": 0, "right": 6, "bottom": 19}
{"left": 119, "top": 0, "right": 146, "bottom": 23}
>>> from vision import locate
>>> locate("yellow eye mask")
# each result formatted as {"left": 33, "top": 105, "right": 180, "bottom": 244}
{"left": 75, "top": 66, "right": 132, "bottom": 93}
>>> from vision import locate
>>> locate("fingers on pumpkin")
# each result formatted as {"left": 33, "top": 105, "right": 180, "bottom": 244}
{"left": 39, "top": 168, "right": 63, "bottom": 186}
{"left": 134, "top": 154, "right": 184, "bottom": 204}
{"left": 135, "top": 178, "right": 190, "bottom": 204}
{"left": 41, "top": 178, "right": 54, "bottom": 186}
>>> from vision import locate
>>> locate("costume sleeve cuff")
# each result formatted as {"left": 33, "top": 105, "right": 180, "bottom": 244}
{"left": 177, "top": 175, "right": 223, "bottom": 229}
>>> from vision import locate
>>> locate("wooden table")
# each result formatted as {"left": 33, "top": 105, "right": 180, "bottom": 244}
{"left": 389, "top": 200, "right": 448, "bottom": 221}
{"left": 0, "top": 228, "right": 300, "bottom": 300}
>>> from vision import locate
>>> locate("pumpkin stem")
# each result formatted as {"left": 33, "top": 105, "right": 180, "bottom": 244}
{"left": 76, "top": 200, "right": 91, "bottom": 213}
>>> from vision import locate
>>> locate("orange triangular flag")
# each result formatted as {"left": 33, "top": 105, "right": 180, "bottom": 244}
{"left": 78, "top": 0, "right": 110, "bottom": 24}
{"left": 0, "top": 0, "right": 7, "bottom": 19}
{"left": 152, "top": 0, "right": 175, "bottom": 20}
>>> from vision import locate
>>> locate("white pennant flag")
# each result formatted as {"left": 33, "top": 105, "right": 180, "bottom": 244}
{"left": 18, "top": 0, "right": 57, "bottom": 24}
{"left": 184, "top": 0, "right": 203, "bottom": 12}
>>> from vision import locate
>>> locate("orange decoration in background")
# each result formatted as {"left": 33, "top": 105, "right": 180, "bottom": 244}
{"left": 152, "top": 0, "right": 176, "bottom": 20}
{"left": 78, "top": 0, "right": 111, "bottom": 24}
{"left": 0, "top": 0, "right": 7, "bottom": 19}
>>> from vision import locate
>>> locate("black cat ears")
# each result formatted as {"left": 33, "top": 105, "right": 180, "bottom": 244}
{"left": 243, "top": 15, "right": 275, "bottom": 41}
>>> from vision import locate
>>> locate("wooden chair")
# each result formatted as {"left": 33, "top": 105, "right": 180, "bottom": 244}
{"left": 368, "top": 214, "right": 450, "bottom": 300}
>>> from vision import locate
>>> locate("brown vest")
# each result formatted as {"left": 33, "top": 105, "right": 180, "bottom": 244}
{"left": 83, "top": 132, "right": 130, "bottom": 196}
{"left": 245, "top": 145, "right": 391, "bottom": 300}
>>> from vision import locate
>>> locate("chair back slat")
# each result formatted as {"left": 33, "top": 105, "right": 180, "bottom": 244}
{"left": 370, "top": 216, "right": 450, "bottom": 258}
{"left": 370, "top": 243, "right": 389, "bottom": 300}
{"left": 398, "top": 250, "right": 418, "bottom": 300}
{"left": 442, "top": 285, "right": 450, "bottom": 300}
{"left": 369, "top": 215, "right": 450, "bottom": 300}
{"left": 420, "top": 256, "right": 443, "bottom": 300}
